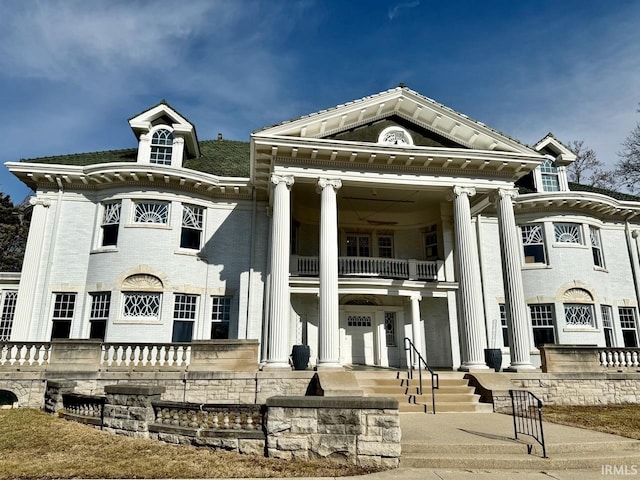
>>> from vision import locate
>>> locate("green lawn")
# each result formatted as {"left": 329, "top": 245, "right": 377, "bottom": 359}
{"left": 0, "top": 409, "right": 374, "bottom": 479}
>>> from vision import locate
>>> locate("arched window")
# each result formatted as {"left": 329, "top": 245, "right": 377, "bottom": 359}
{"left": 150, "top": 128, "right": 174, "bottom": 165}
{"left": 563, "top": 288, "right": 595, "bottom": 328}
{"left": 540, "top": 158, "right": 560, "bottom": 192}
{"left": 378, "top": 126, "right": 414, "bottom": 146}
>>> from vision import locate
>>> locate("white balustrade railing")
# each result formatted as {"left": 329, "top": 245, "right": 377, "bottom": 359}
{"left": 0, "top": 342, "right": 51, "bottom": 368}
{"left": 292, "top": 255, "right": 442, "bottom": 281}
{"left": 599, "top": 348, "right": 640, "bottom": 369}
{"left": 101, "top": 343, "right": 191, "bottom": 368}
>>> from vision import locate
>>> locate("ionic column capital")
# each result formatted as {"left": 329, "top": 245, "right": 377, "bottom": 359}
{"left": 497, "top": 187, "right": 519, "bottom": 200}
{"left": 448, "top": 186, "right": 476, "bottom": 201}
{"left": 29, "top": 197, "right": 51, "bottom": 208}
{"left": 408, "top": 293, "right": 422, "bottom": 302}
{"left": 317, "top": 177, "right": 342, "bottom": 191}
{"left": 271, "top": 174, "right": 295, "bottom": 188}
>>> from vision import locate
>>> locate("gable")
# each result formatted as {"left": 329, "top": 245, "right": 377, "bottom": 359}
{"left": 326, "top": 115, "right": 465, "bottom": 149}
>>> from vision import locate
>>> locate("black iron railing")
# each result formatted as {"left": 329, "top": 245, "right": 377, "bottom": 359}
{"left": 509, "top": 389, "right": 546, "bottom": 457}
{"left": 404, "top": 337, "right": 439, "bottom": 414}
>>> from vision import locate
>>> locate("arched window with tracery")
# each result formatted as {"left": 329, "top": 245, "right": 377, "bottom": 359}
{"left": 121, "top": 274, "right": 163, "bottom": 321}
{"left": 563, "top": 288, "right": 595, "bottom": 328}
{"left": 150, "top": 128, "right": 174, "bottom": 165}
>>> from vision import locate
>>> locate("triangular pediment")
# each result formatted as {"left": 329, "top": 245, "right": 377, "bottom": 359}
{"left": 129, "top": 101, "right": 200, "bottom": 158}
{"left": 255, "top": 86, "right": 537, "bottom": 155}
{"left": 533, "top": 133, "right": 577, "bottom": 166}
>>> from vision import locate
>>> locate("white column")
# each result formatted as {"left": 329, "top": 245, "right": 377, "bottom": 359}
{"left": 11, "top": 197, "right": 51, "bottom": 340}
{"left": 496, "top": 189, "right": 535, "bottom": 371}
{"left": 265, "top": 174, "right": 294, "bottom": 368}
{"left": 449, "top": 186, "right": 489, "bottom": 371}
{"left": 317, "top": 177, "right": 342, "bottom": 368}
{"left": 409, "top": 293, "right": 423, "bottom": 367}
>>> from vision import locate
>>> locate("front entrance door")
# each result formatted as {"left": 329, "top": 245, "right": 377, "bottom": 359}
{"left": 344, "top": 313, "right": 375, "bottom": 364}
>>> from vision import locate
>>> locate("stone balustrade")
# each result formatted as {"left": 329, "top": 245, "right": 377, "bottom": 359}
{"left": 153, "top": 401, "right": 263, "bottom": 431}
{"left": 101, "top": 343, "right": 190, "bottom": 369}
{"left": 540, "top": 345, "right": 640, "bottom": 373}
{"left": 61, "top": 393, "right": 105, "bottom": 427}
{"left": 598, "top": 348, "right": 640, "bottom": 370}
{"left": 0, "top": 342, "right": 51, "bottom": 368}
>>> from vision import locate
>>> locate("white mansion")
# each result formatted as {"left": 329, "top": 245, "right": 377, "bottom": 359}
{"left": 3, "top": 86, "right": 640, "bottom": 371}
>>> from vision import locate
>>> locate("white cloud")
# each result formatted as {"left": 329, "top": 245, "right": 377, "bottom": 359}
{"left": 388, "top": 1, "right": 420, "bottom": 20}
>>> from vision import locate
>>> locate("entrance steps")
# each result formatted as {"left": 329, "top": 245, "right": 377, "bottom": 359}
{"left": 352, "top": 369, "right": 492, "bottom": 413}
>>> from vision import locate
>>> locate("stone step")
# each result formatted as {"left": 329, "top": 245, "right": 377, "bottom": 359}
{"left": 360, "top": 385, "right": 474, "bottom": 395}
{"left": 400, "top": 450, "right": 640, "bottom": 470}
{"left": 358, "top": 378, "right": 469, "bottom": 387}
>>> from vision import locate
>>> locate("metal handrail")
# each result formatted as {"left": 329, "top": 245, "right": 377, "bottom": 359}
{"left": 509, "top": 389, "right": 547, "bottom": 458}
{"left": 404, "top": 337, "right": 439, "bottom": 414}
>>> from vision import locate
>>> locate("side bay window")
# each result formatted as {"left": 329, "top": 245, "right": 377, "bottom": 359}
{"left": 181, "top": 204, "right": 204, "bottom": 249}
{"left": 51, "top": 293, "right": 76, "bottom": 339}
{"left": 521, "top": 224, "right": 546, "bottom": 264}
{"left": 101, "top": 201, "right": 121, "bottom": 247}
{"left": 172, "top": 294, "right": 198, "bottom": 342}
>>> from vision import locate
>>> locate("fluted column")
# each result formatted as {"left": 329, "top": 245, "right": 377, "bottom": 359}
{"left": 265, "top": 174, "right": 294, "bottom": 368}
{"left": 317, "top": 177, "right": 342, "bottom": 368}
{"left": 450, "top": 186, "right": 489, "bottom": 370}
{"left": 409, "top": 294, "right": 423, "bottom": 367}
{"left": 495, "top": 188, "right": 535, "bottom": 370}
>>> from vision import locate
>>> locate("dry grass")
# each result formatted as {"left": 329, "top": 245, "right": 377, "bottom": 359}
{"left": 544, "top": 404, "right": 640, "bottom": 439}
{"left": 0, "top": 409, "right": 375, "bottom": 479}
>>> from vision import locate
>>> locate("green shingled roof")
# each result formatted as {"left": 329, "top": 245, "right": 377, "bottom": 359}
{"left": 568, "top": 182, "right": 640, "bottom": 202}
{"left": 20, "top": 139, "right": 251, "bottom": 178}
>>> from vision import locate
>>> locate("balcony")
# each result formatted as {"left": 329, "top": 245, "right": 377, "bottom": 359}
{"left": 291, "top": 256, "right": 445, "bottom": 281}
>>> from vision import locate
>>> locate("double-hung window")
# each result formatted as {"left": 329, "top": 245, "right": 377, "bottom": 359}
{"left": 346, "top": 234, "right": 370, "bottom": 257}
{"left": 601, "top": 305, "right": 615, "bottom": 347}
{"left": 619, "top": 307, "right": 638, "bottom": 347}
{"left": 590, "top": 226, "right": 605, "bottom": 268}
{"left": 150, "top": 129, "right": 173, "bottom": 165}
{"left": 377, "top": 235, "right": 393, "bottom": 258}
{"left": 424, "top": 225, "right": 438, "bottom": 260}
{"left": 172, "top": 294, "right": 198, "bottom": 342}
{"left": 211, "top": 296, "right": 231, "bottom": 339}
{"left": 521, "top": 224, "right": 546, "bottom": 264}
{"left": 101, "top": 202, "right": 121, "bottom": 247}
{"left": 540, "top": 158, "right": 560, "bottom": 192}
{"left": 51, "top": 293, "right": 76, "bottom": 339}
{"left": 89, "top": 292, "right": 110, "bottom": 340}
{"left": 181, "top": 204, "right": 204, "bottom": 249}
{"left": 529, "top": 304, "right": 556, "bottom": 348}
{"left": 0, "top": 290, "right": 18, "bottom": 341}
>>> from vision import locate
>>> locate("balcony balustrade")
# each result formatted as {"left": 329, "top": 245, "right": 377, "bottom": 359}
{"left": 291, "top": 255, "right": 444, "bottom": 281}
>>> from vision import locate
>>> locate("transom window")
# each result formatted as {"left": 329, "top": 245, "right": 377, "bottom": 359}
{"left": 347, "top": 315, "right": 372, "bottom": 327}
{"left": 0, "top": 290, "right": 18, "bottom": 341}
{"left": 521, "top": 224, "right": 546, "bottom": 264}
{"left": 150, "top": 128, "right": 173, "bottom": 165}
{"left": 211, "top": 296, "right": 231, "bottom": 339}
{"left": 590, "top": 226, "right": 605, "bottom": 267}
{"left": 101, "top": 202, "right": 121, "bottom": 247}
{"left": 134, "top": 201, "right": 169, "bottom": 224}
{"left": 554, "top": 223, "right": 582, "bottom": 244}
{"left": 540, "top": 158, "right": 560, "bottom": 192}
{"left": 181, "top": 204, "right": 204, "bottom": 249}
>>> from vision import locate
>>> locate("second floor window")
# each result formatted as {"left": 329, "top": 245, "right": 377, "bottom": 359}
{"left": 424, "top": 225, "right": 438, "bottom": 260}
{"left": 101, "top": 202, "right": 121, "bottom": 246}
{"left": 554, "top": 223, "right": 582, "bottom": 244}
{"left": 181, "top": 204, "right": 204, "bottom": 249}
{"left": 521, "top": 224, "right": 546, "bottom": 264}
{"left": 590, "top": 226, "right": 605, "bottom": 268}
{"left": 150, "top": 128, "right": 173, "bottom": 165}
{"left": 134, "top": 201, "right": 169, "bottom": 224}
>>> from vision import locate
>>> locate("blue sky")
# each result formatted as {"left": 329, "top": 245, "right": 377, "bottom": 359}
{"left": 1, "top": 0, "right": 640, "bottom": 203}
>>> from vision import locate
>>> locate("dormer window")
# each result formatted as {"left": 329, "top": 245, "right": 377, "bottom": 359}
{"left": 540, "top": 158, "right": 560, "bottom": 192}
{"left": 150, "top": 128, "right": 174, "bottom": 165}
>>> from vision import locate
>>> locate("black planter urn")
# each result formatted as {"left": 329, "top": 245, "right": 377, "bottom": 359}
{"left": 291, "top": 345, "right": 311, "bottom": 370}
{"left": 484, "top": 348, "right": 502, "bottom": 372}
